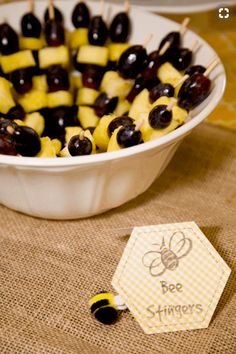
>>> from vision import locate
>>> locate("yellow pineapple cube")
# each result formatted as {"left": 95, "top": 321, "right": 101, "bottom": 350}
{"left": 24, "top": 112, "right": 45, "bottom": 136}
{"left": 70, "top": 28, "right": 89, "bottom": 49}
{"left": 107, "top": 126, "right": 123, "bottom": 152}
{"left": 51, "top": 139, "right": 62, "bottom": 155}
{"left": 108, "top": 43, "right": 130, "bottom": 62}
{"left": 93, "top": 114, "right": 116, "bottom": 152}
{"left": 114, "top": 99, "right": 131, "bottom": 116}
{"left": 39, "top": 46, "right": 70, "bottom": 69}
{"left": 101, "top": 71, "right": 133, "bottom": 99}
{"left": 129, "top": 89, "right": 151, "bottom": 121}
{"left": 79, "top": 106, "right": 100, "bottom": 129}
{"left": 76, "top": 87, "right": 99, "bottom": 106}
{"left": 70, "top": 73, "right": 83, "bottom": 91}
{"left": 19, "top": 36, "right": 45, "bottom": 50}
{"left": 32, "top": 75, "right": 48, "bottom": 92}
{"left": 59, "top": 146, "right": 71, "bottom": 157}
{"left": 157, "top": 62, "right": 183, "bottom": 87}
{"left": 47, "top": 91, "right": 73, "bottom": 108}
{"left": 1, "top": 50, "right": 36, "bottom": 74}
{"left": 77, "top": 45, "right": 109, "bottom": 67}
{"left": 0, "top": 77, "right": 15, "bottom": 114}
{"left": 18, "top": 90, "right": 47, "bottom": 113}
{"left": 37, "top": 137, "right": 57, "bottom": 158}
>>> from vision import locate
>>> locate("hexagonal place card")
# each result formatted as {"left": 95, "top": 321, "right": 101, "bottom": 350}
{"left": 112, "top": 222, "right": 231, "bottom": 334}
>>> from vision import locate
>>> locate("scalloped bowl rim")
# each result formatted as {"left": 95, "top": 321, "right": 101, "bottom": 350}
{"left": 0, "top": 2, "right": 226, "bottom": 167}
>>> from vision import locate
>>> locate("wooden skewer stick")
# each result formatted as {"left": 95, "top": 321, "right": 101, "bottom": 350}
{"left": 124, "top": 0, "right": 130, "bottom": 13}
{"left": 166, "top": 98, "right": 177, "bottom": 111}
{"left": 100, "top": 0, "right": 105, "bottom": 18}
{"left": 143, "top": 33, "right": 154, "bottom": 48}
{"left": 79, "top": 131, "right": 85, "bottom": 140}
{"left": 0, "top": 17, "right": 6, "bottom": 25}
{"left": 49, "top": 0, "right": 55, "bottom": 20}
{"left": 205, "top": 56, "right": 218, "bottom": 69}
{"left": 29, "top": 0, "right": 34, "bottom": 13}
{"left": 135, "top": 119, "right": 144, "bottom": 131}
{"left": 204, "top": 58, "right": 220, "bottom": 77}
{"left": 174, "top": 74, "right": 189, "bottom": 88}
{"left": 190, "top": 40, "right": 200, "bottom": 53}
{"left": 179, "top": 17, "right": 190, "bottom": 36}
{"left": 159, "top": 41, "right": 170, "bottom": 56}
{"left": 6, "top": 125, "right": 15, "bottom": 135}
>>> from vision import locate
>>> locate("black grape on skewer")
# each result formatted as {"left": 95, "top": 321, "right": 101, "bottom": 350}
{"left": 170, "top": 41, "right": 199, "bottom": 71}
{"left": 185, "top": 64, "right": 206, "bottom": 76}
{"left": 116, "top": 122, "right": 142, "bottom": 148}
{"left": 108, "top": 116, "right": 134, "bottom": 137}
{"left": 126, "top": 77, "right": 147, "bottom": 103}
{"left": 118, "top": 44, "right": 147, "bottom": 79}
{"left": 0, "top": 23, "right": 19, "bottom": 55}
{"left": 7, "top": 105, "right": 26, "bottom": 121}
{"left": 178, "top": 59, "right": 218, "bottom": 110}
{"left": 46, "top": 65, "right": 70, "bottom": 92}
{"left": 10, "top": 68, "right": 33, "bottom": 95}
{"left": 44, "top": 0, "right": 63, "bottom": 24}
{"left": 45, "top": 3, "right": 65, "bottom": 47}
{"left": 72, "top": 1, "right": 90, "bottom": 28}
{"left": 109, "top": 0, "right": 131, "bottom": 43}
{"left": 141, "top": 50, "right": 161, "bottom": 81}
{"left": 148, "top": 99, "right": 177, "bottom": 129}
{"left": 68, "top": 131, "right": 92, "bottom": 156}
{"left": 149, "top": 83, "right": 175, "bottom": 103}
{"left": 21, "top": 0, "right": 42, "bottom": 38}
{"left": 82, "top": 65, "right": 105, "bottom": 90}
{"left": 94, "top": 93, "right": 118, "bottom": 117}
{"left": 88, "top": 16, "right": 108, "bottom": 46}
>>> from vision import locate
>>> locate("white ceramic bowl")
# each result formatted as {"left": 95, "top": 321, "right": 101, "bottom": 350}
{"left": 0, "top": 0, "right": 226, "bottom": 219}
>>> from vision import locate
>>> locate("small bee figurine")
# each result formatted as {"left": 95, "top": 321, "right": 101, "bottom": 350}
{"left": 89, "top": 292, "right": 127, "bottom": 325}
{"left": 142, "top": 231, "right": 192, "bottom": 277}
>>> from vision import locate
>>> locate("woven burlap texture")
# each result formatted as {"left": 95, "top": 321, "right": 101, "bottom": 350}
{"left": 0, "top": 123, "right": 235, "bottom": 354}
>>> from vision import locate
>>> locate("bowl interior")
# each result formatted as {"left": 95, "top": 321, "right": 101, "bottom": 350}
{"left": 0, "top": 0, "right": 226, "bottom": 167}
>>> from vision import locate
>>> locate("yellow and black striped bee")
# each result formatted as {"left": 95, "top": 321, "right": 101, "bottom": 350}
{"left": 89, "top": 292, "right": 126, "bottom": 325}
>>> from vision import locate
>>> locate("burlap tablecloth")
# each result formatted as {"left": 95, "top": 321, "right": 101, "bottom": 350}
{"left": 0, "top": 123, "right": 235, "bottom": 354}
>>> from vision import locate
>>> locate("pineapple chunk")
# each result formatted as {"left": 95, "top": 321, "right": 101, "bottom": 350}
{"left": 70, "top": 28, "right": 89, "bottom": 49}
{"left": 141, "top": 96, "right": 188, "bottom": 142}
{"left": 77, "top": 45, "right": 109, "bottom": 67}
{"left": 108, "top": 43, "right": 130, "bottom": 62}
{"left": 51, "top": 139, "right": 62, "bottom": 155}
{"left": 19, "top": 36, "right": 45, "bottom": 50}
{"left": 1, "top": 50, "right": 36, "bottom": 74}
{"left": 79, "top": 106, "right": 100, "bottom": 129}
{"left": 39, "top": 46, "right": 70, "bottom": 69}
{"left": 47, "top": 91, "right": 73, "bottom": 108}
{"left": 71, "top": 73, "right": 83, "bottom": 90}
{"left": 65, "top": 126, "right": 83, "bottom": 144}
{"left": 114, "top": 99, "right": 131, "bottom": 116}
{"left": 0, "top": 77, "right": 15, "bottom": 114}
{"left": 76, "top": 87, "right": 99, "bottom": 106}
{"left": 18, "top": 91, "right": 47, "bottom": 113}
{"left": 24, "top": 112, "right": 45, "bottom": 136}
{"left": 93, "top": 114, "right": 116, "bottom": 152}
{"left": 37, "top": 137, "right": 57, "bottom": 158}
{"left": 107, "top": 126, "right": 122, "bottom": 152}
{"left": 14, "top": 119, "right": 26, "bottom": 126}
{"left": 101, "top": 71, "right": 133, "bottom": 99}
{"left": 157, "top": 62, "right": 183, "bottom": 87}
{"left": 129, "top": 89, "right": 151, "bottom": 121}
{"left": 59, "top": 146, "right": 70, "bottom": 157}
{"left": 32, "top": 75, "right": 48, "bottom": 92}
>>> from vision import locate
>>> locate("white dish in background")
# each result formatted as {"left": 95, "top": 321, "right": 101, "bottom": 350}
{"left": 0, "top": 0, "right": 226, "bottom": 219}
{"left": 107, "top": 0, "right": 236, "bottom": 13}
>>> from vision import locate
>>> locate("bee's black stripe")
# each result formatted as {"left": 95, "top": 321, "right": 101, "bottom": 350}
{"left": 91, "top": 299, "right": 109, "bottom": 313}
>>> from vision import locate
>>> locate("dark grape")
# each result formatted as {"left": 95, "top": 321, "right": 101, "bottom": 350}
{"left": 45, "top": 20, "right": 65, "bottom": 47}
{"left": 108, "top": 116, "right": 134, "bottom": 137}
{"left": 117, "top": 125, "right": 142, "bottom": 147}
{"left": 73, "top": 52, "right": 86, "bottom": 72}
{"left": 21, "top": 13, "right": 42, "bottom": 38}
{"left": 0, "top": 23, "right": 19, "bottom": 55}
{"left": 72, "top": 2, "right": 90, "bottom": 28}
{"left": 13, "top": 125, "right": 41, "bottom": 156}
{"left": 141, "top": 50, "right": 161, "bottom": 81}
{"left": 149, "top": 83, "right": 174, "bottom": 103}
{"left": 94, "top": 93, "right": 118, "bottom": 117}
{"left": 68, "top": 135, "right": 92, "bottom": 156}
{"left": 0, "top": 135, "right": 17, "bottom": 155}
{"left": 158, "top": 32, "right": 180, "bottom": 52}
{"left": 88, "top": 16, "right": 108, "bottom": 46}
{"left": 46, "top": 65, "right": 69, "bottom": 92}
{"left": 0, "top": 118, "right": 17, "bottom": 137}
{"left": 171, "top": 48, "right": 192, "bottom": 71}
{"left": 126, "top": 77, "right": 146, "bottom": 103}
{"left": 185, "top": 65, "right": 206, "bottom": 76}
{"left": 148, "top": 105, "right": 172, "bottom": 129}
{"left": 82, "top": 65, "right": 105, "bottom": 89}
{"left": 118, "top": 45, "right": 147, "bottom": 79}
{"left": 178, "top": 73, "right": 211, "bottom": 110}
{"left": 145, "top": 77, "right": 161, "bottom": 91}
{"left": 106, "top": 61, "right": 117, "bottom": 72}
{"left": 10, "top": 68, "right": 33, "bottom": 95}
{"left": 7, "top": 105, "right": 26, "bottom": 121}
{"left": 87, "top": 127, "right": 95, "bottom": 135}
{"left": 44, "top": 6, "right": 63, "bottom": 24}
{"left": 109, "top": 12, "right": 131, "bottom": 43}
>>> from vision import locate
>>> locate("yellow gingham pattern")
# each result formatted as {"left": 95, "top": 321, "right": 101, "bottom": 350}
{"left": 112, "top": 222, "right": 231, "bottom": 334}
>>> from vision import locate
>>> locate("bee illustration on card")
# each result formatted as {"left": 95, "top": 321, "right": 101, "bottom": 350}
{"left": 142, "top": 231, "right": 192, "bottom": 277}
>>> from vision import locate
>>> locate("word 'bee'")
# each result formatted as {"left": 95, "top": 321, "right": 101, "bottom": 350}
{"left": 142, "top": 231, "right": 192, "bottom": 277}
